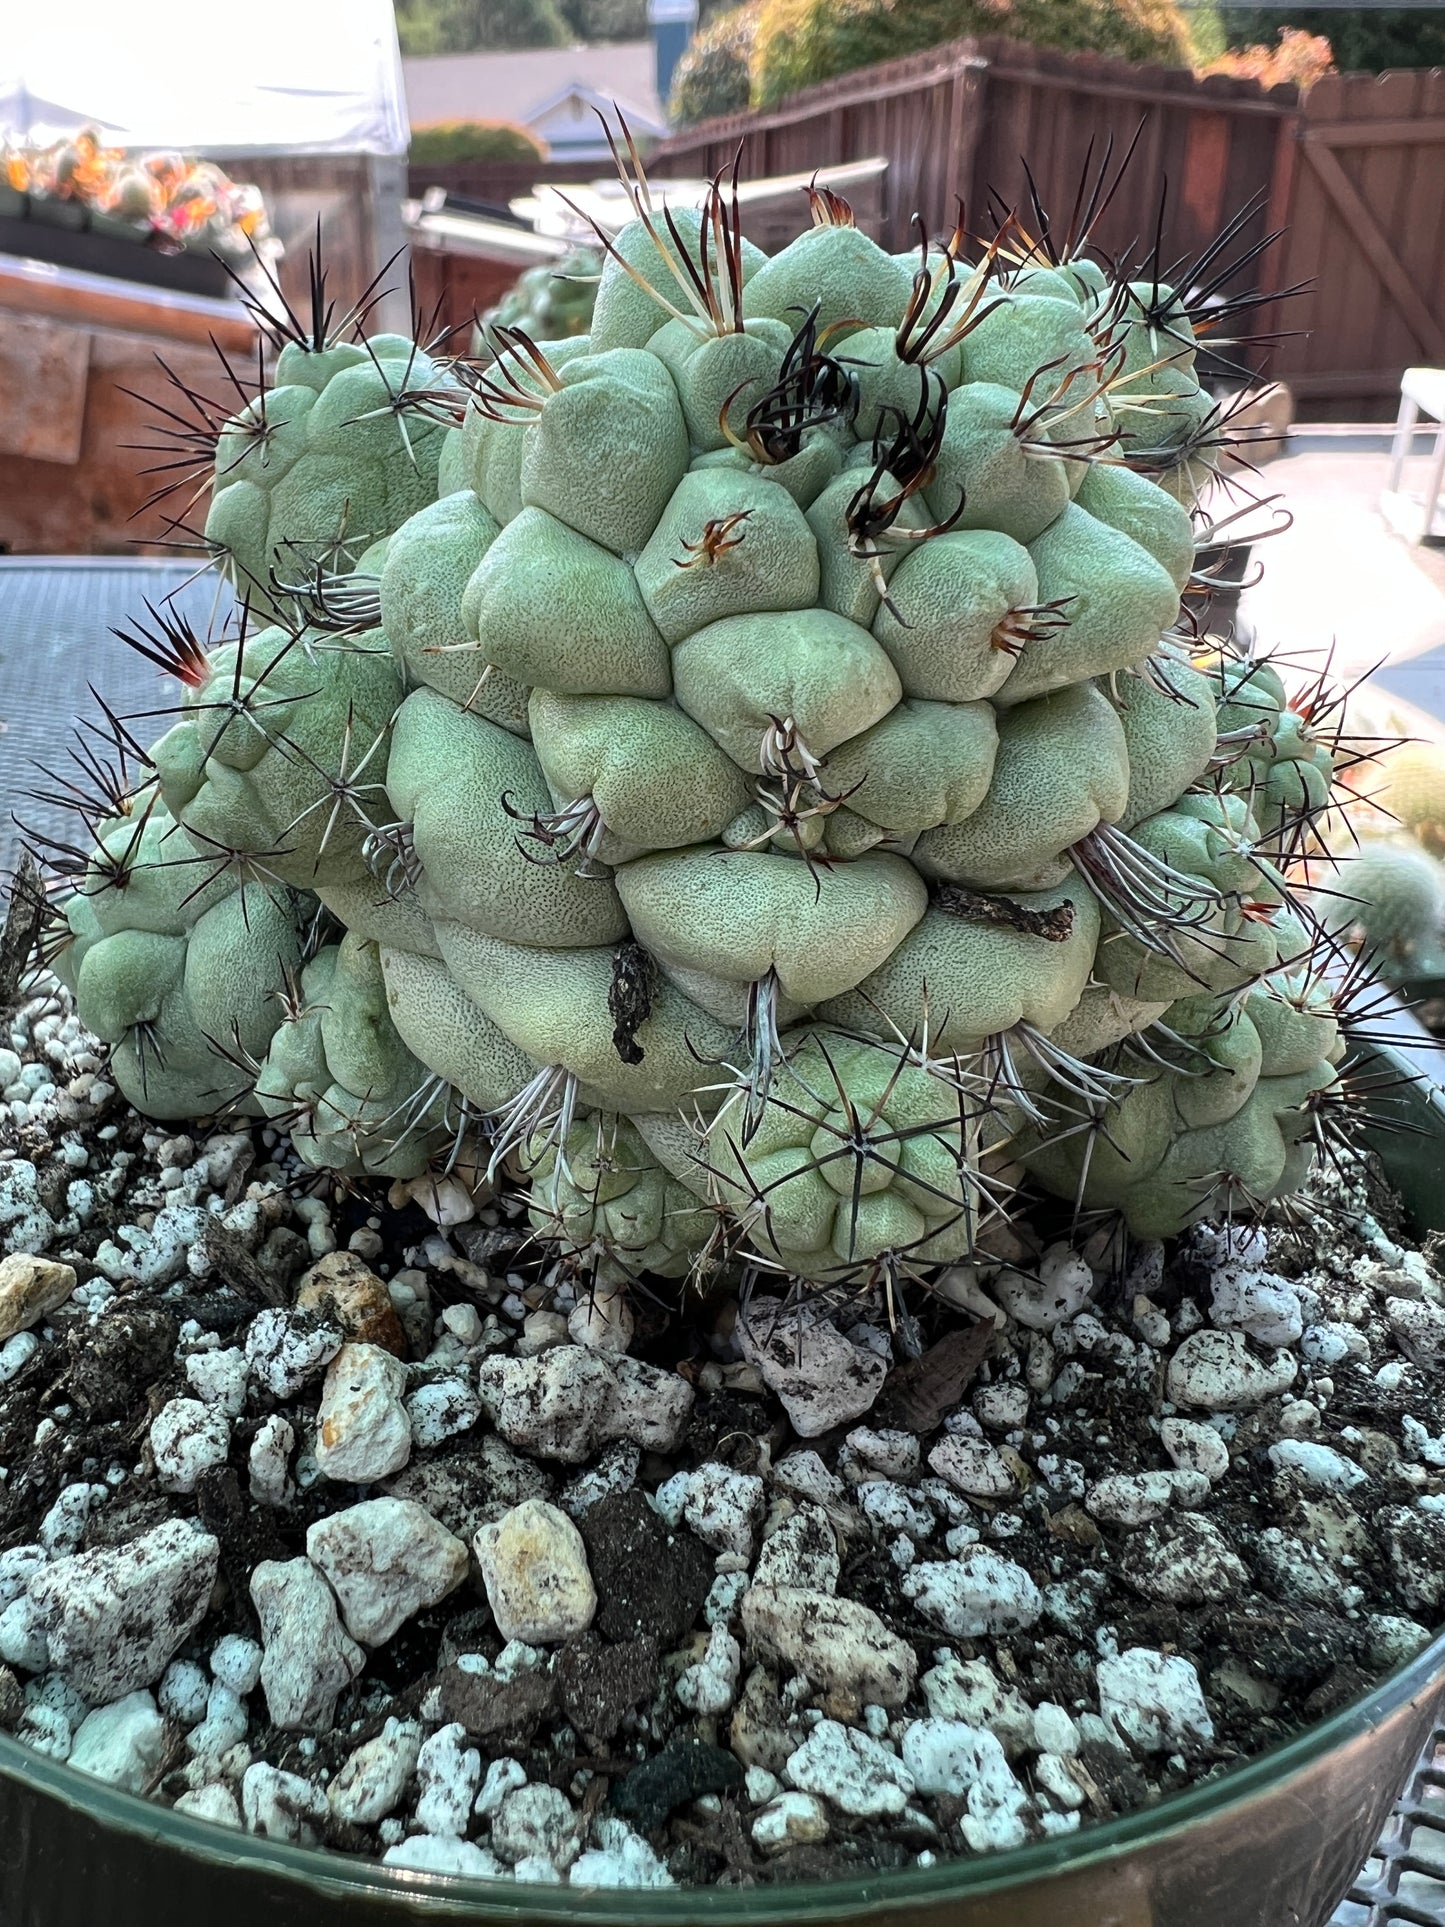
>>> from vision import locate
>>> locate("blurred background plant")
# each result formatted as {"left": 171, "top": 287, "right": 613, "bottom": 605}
{"left": 407, "top": 119, "right": 547, "bottom": 164}
{"left": 2, "top": 126, "right": 275, "bottom": 260}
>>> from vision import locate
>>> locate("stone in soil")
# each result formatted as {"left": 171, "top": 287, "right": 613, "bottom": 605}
{"left": 29, "top": 1520, "right": 219, "bottom": 1702}
{"left": 474, "top": 1499, "right": 597, "bottom": 1645}
{"left": 306, "top": 1499, "right": 469, "bottom": 1646}
{"left": 0, "top": 1254, "right": 75, "bottom": 1340}
{"left": 250, "top": 1557, "right": 365, "bottom": 1732}
{"left": 737, "top": 1298, "right": 889, "bottom": 1436}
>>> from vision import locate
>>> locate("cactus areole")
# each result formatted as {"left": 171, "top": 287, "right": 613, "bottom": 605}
{"left": 46, "top": 138, "right": 1358, "bottom": 1297}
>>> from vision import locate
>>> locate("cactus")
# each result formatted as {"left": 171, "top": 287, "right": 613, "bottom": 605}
{"left": 1313, "top": 839, "right": 1445, "bottom": 986}
{"left": 476, "top": 246, "right": 601, "bottom": 353}
{"left": 1374, "top": 740, "right": 1445, "bottom": 858}
{"left": 38, "top": 155, "right": 1385, "bottom": 1286}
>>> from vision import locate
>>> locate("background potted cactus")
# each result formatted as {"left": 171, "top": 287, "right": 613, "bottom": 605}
{"left": 3, "top": 126, "right": 1444, "bottom": 1927}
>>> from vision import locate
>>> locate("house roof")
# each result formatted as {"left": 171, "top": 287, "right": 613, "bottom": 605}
{"left": 402, "top": 42, "right": 665, "bottom": 148}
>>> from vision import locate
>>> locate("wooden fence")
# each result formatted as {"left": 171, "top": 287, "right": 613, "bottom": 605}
{"left": 649, "top": 37, "right": 1445, "bottom": 419}
{"left": 1266, "top": 67, "right": 1445, "bottom": 410}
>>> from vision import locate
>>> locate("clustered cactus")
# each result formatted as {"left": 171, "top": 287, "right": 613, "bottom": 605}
{"left": 476, "top": 245, "right": 601, "bottom": 354}
{"left": 37, "top": 140, "right": 1381, "bottom": 1295}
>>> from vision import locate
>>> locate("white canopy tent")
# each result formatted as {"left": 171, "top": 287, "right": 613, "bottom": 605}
{"left": 0, "top": 0, "right": 410, "bottom": 156}
{"left": 1, "top": 0, "right": 413, "bottom": 328}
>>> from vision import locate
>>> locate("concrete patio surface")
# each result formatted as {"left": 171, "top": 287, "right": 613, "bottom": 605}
{"left": 1240, "top": 439, "right": 1445, "bottom": 725}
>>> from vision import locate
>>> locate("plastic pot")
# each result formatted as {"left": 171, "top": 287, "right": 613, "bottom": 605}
{"left": 1, "top": 1061, "right": 1442, "bottom": 1927}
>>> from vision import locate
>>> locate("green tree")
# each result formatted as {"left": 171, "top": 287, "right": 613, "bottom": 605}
{"left": 556, "top": 0, "right": 651, "bottom": 38}
{"left": 751, "top": 0, "right": 1190, "bottom": 110}
{"left": 1221, "top": 7, "right": 1445, "bottom": 70}
{"left": 394, "top": 0, "right": 570, "bottom": 54}
{"left": 670, "top": 1, "right": 761, "bottom": 122}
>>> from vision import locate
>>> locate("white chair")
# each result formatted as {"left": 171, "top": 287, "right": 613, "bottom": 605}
{"left": 1385, "top": 366, "right": 1445, "bottom": 544}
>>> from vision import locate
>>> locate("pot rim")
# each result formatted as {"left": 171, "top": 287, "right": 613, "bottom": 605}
{"left": 1, "top": 1631, "right": 1441, "bottom": 1918}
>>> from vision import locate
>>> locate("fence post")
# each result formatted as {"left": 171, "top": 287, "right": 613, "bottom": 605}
{"left": 944, "top": 44, "right": 988, "bottom": 225}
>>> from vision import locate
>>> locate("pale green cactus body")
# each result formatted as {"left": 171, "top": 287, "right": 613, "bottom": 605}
{"left": 385, "top": 689, "right": 628, "bottom": 948}
{"left": 616, "top": 848, "right": 928, "bottom": 1006}
{"left": 1215, "top": 658, "right": 1335, "bottom": 846}
{"left": 1073, "top": 463, "right": 1196, "bottom": 591}
{"left": 72, "top": 878, "right": 299, "bottom": 1120}
{"left": 703, "top": 1029, "right": 978, "bottom": 1281}
{"left": 466, "top": 507, "right": 671, "bottom": 698}
{"left": 998, "top": 504, "right": 1182, "bottom": 706}
{"left": 923, "top": 382, "right": 1073, "bottom": 545}
{"left": 521, "top": 349, "right": 689, "bottom": 555}
{"left": 205, "top": 336, "right": 457, "bottom": 621}
{"left": 818, "top": 699, "right": 998, "bottom": 832}
{"left": 380, "top": 490, "right": 529, "bottom": 732}
{"left": 805, "top": 468, "right": 929, "bottom": 625}
{"left": 647, "top": 315, "right": 796, "bottom": 451}
{"left": 672, "top": 608, "right": 901, "bottom": 770}
{"left": 430, "top": 923, "right": 733, "bottom": 1114}
{"left": 872, "top": 530, "right": 1036, "bottom": 704}
{"left": 912, "top": 683, "right": 1129, "bottom": 890}
{"left": 528, "top": 690, "right": 750, "bottom": 856}
{"left": 317, "top": 874, "right": 442, "bottom": 960}
{"left": 1117, "top": 656, "right": 1220, "bottom": 829}
{"left": 378, "top": 946, "right": 537, "bottom": 1110}
{"left": 742, "top": 223, "right": 915, "bottom": 337}
{"left": 634, "top": 469, "right": 820, "bottom": 642}
{"left": 960, "top": 294, "right": 1095, "bottom": 396}
{"left": 588, "top": 211, "right": 767, "bottom": 353}
{"left": 1093, "top": 791, "right": 1282, "bottom": 1002}
{"left": 255, "top": 934, "right": 448, "bottom": 1179}
{"left": 692, "top": 426, "right": 845, "bottom": 511}
{"left": 527, "top": 1117, "right": 710, "bottom": 1278}
{"left": 151, "top": 625, "right": 403, "bottom": 891}
{"left": 817, "top": 883, "right": 1099, "bottom": 1053}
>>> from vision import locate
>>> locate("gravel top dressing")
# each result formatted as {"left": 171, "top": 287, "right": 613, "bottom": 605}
{"left": 0, "top": 979, "right": 1441, "bottom": 1889}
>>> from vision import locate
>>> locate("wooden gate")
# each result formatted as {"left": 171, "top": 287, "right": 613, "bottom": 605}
{"left": 1267, "top": 69, "right": 1445, "bottom": 415}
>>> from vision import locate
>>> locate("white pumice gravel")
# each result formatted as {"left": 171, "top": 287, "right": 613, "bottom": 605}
{"left": 242, "top": 1762, "right": 332, "bottom": 1843}
{"left": 676, "top": 1621, "right": 742, "bottom": 1715}
{"left": 250, "top": 1558, "right": 365, "bottom": 1732}
{"left": 67, "top": 1691, "right": 166, "bottom": 1792}
{"left": 245, "top": 1309, "right": 342, "bottom": 1400}
{"left": 2, "top": 984, "right": 1444, "bottom": 1888}
{"left": 1097, "top": 1649, "right": 1216, "bottom": 1752}
{"left": 736, "top": 1299, "right": 889, "bottom": 1436}
{"left": 29, "top": 1520, "right": 219, "bottom": 1701}
{"left": 741, "top": 1587, "right": 918, "bottom": 1707}
{"left": 902, "top": 1549, "right": 1043, "bottom": 1638}
{"left": 1166, "top": 1329, "right": 1298, "bottom": 1410}
{"left": 474, "top": 1499, "right": 596, "bottom": 1644}
{"left": 173, "top": 1783, "right": 242, "bottom": 1829}
{"left": 415, "top": 1722, "right": 482, "bottom": 1837}
{"left": 784, "top": 1720, "right": 916, "bottom": 1818}
{"left": 752, "top": 1504, "right": 841, "bottom": 1593}
{"left": 306, "top": 1499, "right": 469, "bottom": 1646}
{"left": 148, "top": 1398, "right": 232, "bottom": 1495}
